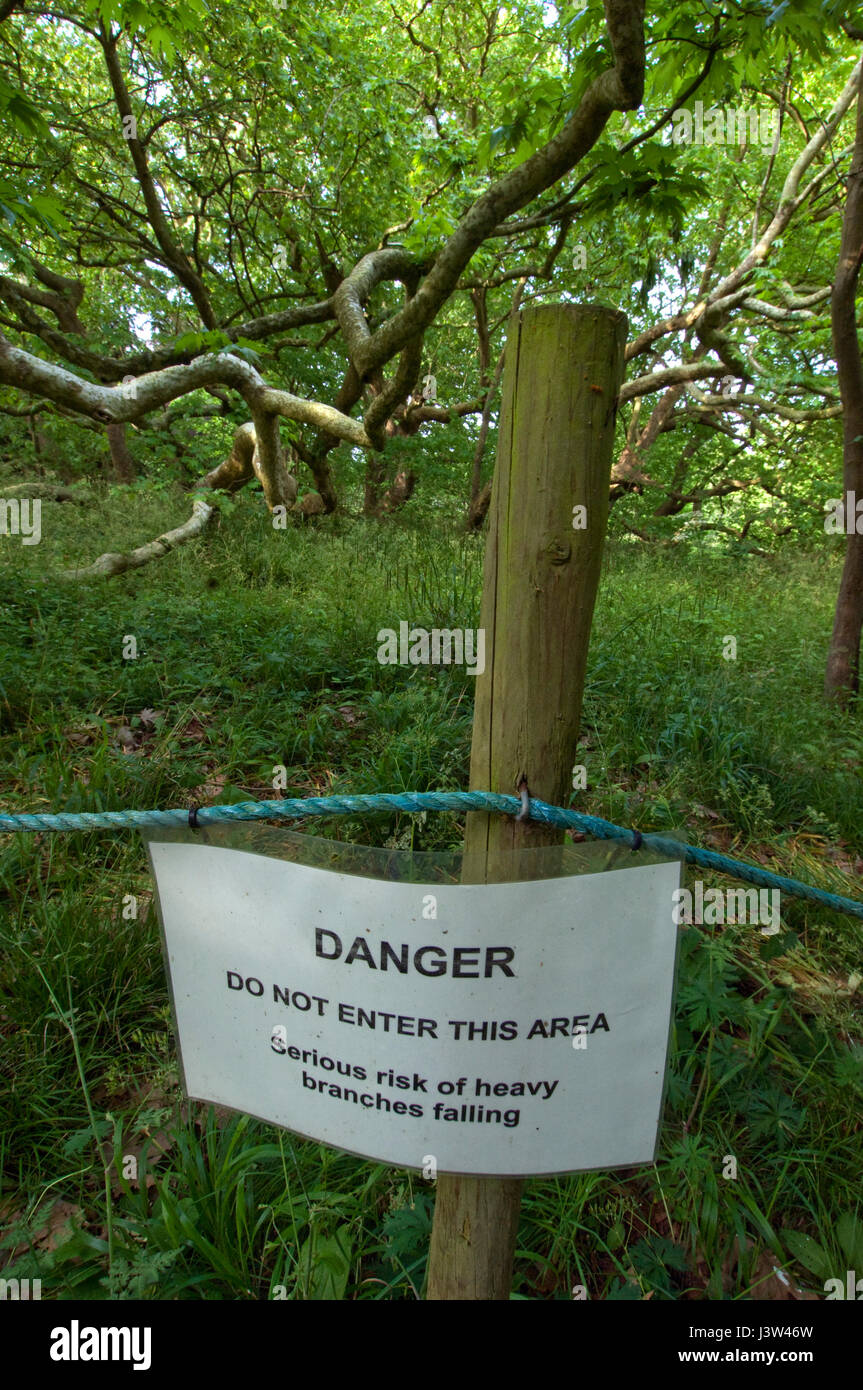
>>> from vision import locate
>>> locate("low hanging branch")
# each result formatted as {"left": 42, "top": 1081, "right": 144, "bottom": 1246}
{"left": 59, "top": 421, "right": 303, "bottom": 581}
{"left": 62, "top": 498, "right": 215, "bottom": 580}
{"left": 0, "top": 335, "right": 361, "bottom": 577}
{"left": 201, "top": 419, "right": 299, "bottom": 508}
{"left": 0, "top": 337, "right": 371, "bottom": 453}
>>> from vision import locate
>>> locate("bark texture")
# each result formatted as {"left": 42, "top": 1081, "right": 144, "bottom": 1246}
{"left": 825, "top": 53, "right": 863, "bottom": 703}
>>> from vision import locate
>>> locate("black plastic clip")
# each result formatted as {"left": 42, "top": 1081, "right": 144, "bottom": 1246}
{"left": 188, "top": 804, "right": 201, "bottom": 830}
{"left": 630, "top": 828, "right": 643, "bottom": 852}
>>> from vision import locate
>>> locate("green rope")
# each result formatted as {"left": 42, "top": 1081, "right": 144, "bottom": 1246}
{"left": 0, "top": 790, "right": 861, "bottom": 919}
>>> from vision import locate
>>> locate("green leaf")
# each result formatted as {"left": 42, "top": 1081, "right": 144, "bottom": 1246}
{"left": 606, "top": 1277, "right": 643, "bottom": 1300}
{"left": 147, "top": 25, "right": 176, "bottom": 62}
{"left": 173, "top": 331, "right": 206, "bottom": 352}
{"left": 29, "top": 193, "right": 69, "bottom": 228}
{"left": 759, "top": 930, "right": 798, "bottom": 961}
{"left": 299, "top": 1224, "right": 353, "bottom": 1300}
{"left": 836, "top": 1213, "right": 863, "bottom": 1270}
{"left": 382, "top": 1193, "right": 433, "bottom": 1265}
{"left": 222, "top": 345, "right": 262, "bottom": 366}
{"left": 781, "top": 1229, "right": 832, "bottom": 1280}
{"left": 607, "top": 1220, "right": 625, "bottom": 1251}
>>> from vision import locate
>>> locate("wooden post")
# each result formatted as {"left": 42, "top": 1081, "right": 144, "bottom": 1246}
{"left": 426, "top": 302, "right": 627, "bottom": 1301}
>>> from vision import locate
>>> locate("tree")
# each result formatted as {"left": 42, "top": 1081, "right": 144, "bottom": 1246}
{"left": 825, "top": 40, "right": 863, "bottom": 702}
{"left": 0, "top": 0, "right": 859, "bottom": 635}
{"left": 0, "top": 0, "right": 646, "bottom": 553}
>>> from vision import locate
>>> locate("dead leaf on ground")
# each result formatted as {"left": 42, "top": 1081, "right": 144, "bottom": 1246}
{"left": 189, "top": 772, "right": 227, "bottom": 802}
{"left": 65, "top": 719, "right": 106, "bottom": 748}
{"left": 32, "top": 1201, "right": 85, "bottom": 1254}
{"left": 711, "top": 1238, "right": 819, "bottom": 1300}
{"left": 104, "top": 1131, "right": 174, "bottom": 1198}
{"left": 335, "top": 705, "right": 364, "bottom": 726}
{"left": 747, "top": 1248, "right": 819, "bottom": 1301}
{"left": 178, "top": 717, "right": 209, "bottom": 742}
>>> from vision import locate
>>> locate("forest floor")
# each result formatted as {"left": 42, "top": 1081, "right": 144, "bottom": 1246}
{"left": 1, "top": 486, "right": 861, "bottom": 1300}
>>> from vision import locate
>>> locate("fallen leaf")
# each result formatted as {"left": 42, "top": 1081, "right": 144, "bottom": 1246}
{"left": 116, "top": 726, "right": 138, "bottom": 752}
{"left": 178, "top": 719, "right": 208, "bottom": 742}
{"left": 32, "top": 1201, "right": 85, "bottom": 1254}
{"left": 190, "top": 772, "right": 227, "bottom": 802}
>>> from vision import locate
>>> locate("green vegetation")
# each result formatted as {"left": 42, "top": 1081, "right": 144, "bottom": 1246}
{"left": 2, "top": 497, "right": 860, "bottom": 1300}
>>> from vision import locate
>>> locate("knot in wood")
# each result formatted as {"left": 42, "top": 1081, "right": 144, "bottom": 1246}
{"left": 545, "top": 538, "right": 571, "bottom": 565}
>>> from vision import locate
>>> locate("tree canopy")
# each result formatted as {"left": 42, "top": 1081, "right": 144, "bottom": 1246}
{"left": 1, "top": 1, "right": 861, "bottom": 662}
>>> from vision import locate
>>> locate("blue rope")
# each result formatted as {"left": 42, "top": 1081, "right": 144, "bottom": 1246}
{"left": 1, "top": 790, "right": 861, "bottom": 919}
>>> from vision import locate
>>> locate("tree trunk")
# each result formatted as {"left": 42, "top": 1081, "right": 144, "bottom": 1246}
{"left": 826, "top": 52, "right": 863, "bottom": 704}
{"left": 363, "top": 451, "right": 387, "bottom": 516}
{"left": 467, "top": 479, "right": 491, "bottom": 531}
{"left": 380, "top": 468, "right": 415, "bottom": 512}
{"left": 426, "top": 301, "right": 627, "bottom": 1300}
{"left": 106, "top": 421, "right": 136, "bottom": 482}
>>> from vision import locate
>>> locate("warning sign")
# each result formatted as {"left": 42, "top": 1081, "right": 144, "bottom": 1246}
{"left": 146, "top": 835, "right": 681, "bottom": 1177}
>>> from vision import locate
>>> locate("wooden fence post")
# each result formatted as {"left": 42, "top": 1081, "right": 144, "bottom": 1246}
{"left": 426, "top": 301, "right": 628, "bottom": 1301}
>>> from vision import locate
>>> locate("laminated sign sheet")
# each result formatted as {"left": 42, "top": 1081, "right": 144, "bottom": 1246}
{"left": 145, "top": 828, "right": 683, "bottom": 1177}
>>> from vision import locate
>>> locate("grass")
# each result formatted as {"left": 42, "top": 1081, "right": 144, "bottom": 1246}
{"left": 0, "top": 483, "right": 861, "bottom": 1299}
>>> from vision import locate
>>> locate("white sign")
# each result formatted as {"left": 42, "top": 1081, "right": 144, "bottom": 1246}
{"left": 147, "top": 838, "right": 681, "bottom": 1177}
